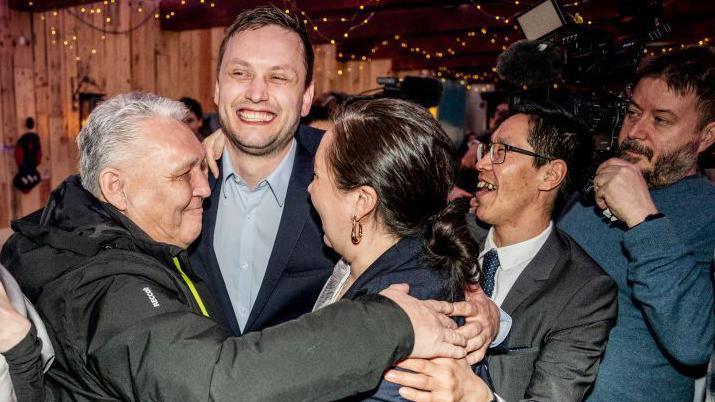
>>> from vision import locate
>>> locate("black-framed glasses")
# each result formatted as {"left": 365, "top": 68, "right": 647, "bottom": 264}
{"left": 477, "top": 142, "right": 554, "bottom": 164}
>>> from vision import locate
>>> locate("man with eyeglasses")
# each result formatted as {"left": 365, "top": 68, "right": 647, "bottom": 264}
{"left": 386, "top": 102, "right": 617, "bottom": 402}
{"left": 558, "top": 46, "right": 715, "bottom": 402}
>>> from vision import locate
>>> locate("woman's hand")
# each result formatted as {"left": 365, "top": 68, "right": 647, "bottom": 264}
{"left": 0, "top": 281, "right": 31, "bottom": 353}
{"left": 202, "top": 128, "right": 227, "bottom": 178}
{"left": 384, "top": 357, "right": 494, "bottom": 402}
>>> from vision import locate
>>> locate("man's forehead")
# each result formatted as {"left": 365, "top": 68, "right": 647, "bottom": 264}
{"left": 222, "top": 26, "right": 307, "bottom": 85}
{"left": 633, "top": 77, "right": 698, "bottom": 111}
{"left": 137, "top": 118, "right": 203, "bottom": 160}
{"left": 226, "top": 25, "right": 305, "bottom": 60}
{"left": 493, "top": 114, "right": 530, "bottom": 144}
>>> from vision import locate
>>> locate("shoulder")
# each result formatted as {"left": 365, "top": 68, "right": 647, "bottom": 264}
{"left": 658, "top": 177, "right": 715, "bottom": 234}
{"left": 296, "top": 125, "right": 325, "bottom": 154}
{"left": 44, "top": 249, "right": 182, "bottom": 313}
{"left": 548, "top": 230, "right": 617, "bottom": 299}
{"left": 374, "top": 263, "right": 454, "bottom": 302}
{"left": 557, "top": 194, "right": 602, "bottom": 230}
{"left": 43, "top": 253, "right": 201, "bottom": 344}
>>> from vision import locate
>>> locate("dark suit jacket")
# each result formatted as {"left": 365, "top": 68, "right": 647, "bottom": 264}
{"left": 189, "top": 125, "right": 338, "bottom": 335}
{"left": 471, "top": 223, "right": 617, "bottom": 402}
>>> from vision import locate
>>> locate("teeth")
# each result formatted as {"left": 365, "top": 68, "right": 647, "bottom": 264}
{"left": 477, "top": 181, "right": 496, "bottom": 191}
{"left": 239, "top": 110, "right": 275, "bottom": 122}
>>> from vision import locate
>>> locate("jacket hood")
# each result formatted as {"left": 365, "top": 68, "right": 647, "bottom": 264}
{"left": 0, "top": 175, "right": 184, "bottom": 301}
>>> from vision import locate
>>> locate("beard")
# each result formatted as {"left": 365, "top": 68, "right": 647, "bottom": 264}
{"left": 618, "top": 139, "right": 700, "bottom": 188}
{"left": 218, "top": 111, "right": 297, "bottom": 157}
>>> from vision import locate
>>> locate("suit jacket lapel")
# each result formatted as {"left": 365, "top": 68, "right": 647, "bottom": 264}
{"left": 244, "top": 138, "right": 314, "bottom": 330}
{"left": 500, "top": 230, "right": 566, "bottom": 315}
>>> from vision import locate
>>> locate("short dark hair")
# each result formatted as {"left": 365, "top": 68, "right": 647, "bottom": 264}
{"left": 329, "top": 98, "right": 478, "bottom": 297}
{"left": 179, "top": 97, "right": 203, "bottom": 119}
{"left": 512, "top": 102, "right": 593, "bottom": 210}
{"left": 635, "top": 45, "right": 715, "bottom": 131}
{"left": 217, "top": 5, "right": 314, "bottom": 87}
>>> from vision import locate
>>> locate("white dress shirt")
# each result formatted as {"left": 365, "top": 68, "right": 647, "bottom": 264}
{"left": 479, "top": 222, "right": 554, "bottom": 307}
{"left": 214, "top": 140, "right": 296, "bottom": 331}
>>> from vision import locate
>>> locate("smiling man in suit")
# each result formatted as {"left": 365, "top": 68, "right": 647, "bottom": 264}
{"left": 188, "top": 6, "right": 335, "bottom": 336}
{"left": 386, "top": 103, "right": 618, "bottom": 401}
{"left": 472, "top": 103, "right": 618, "bottom": 401}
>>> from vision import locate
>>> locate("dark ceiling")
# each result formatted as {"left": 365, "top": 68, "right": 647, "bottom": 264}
{"left": 10, "top": 0, "right": 715, "bottom": 79}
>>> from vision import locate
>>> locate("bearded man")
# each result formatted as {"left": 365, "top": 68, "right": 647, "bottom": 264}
{"left": 558, "top": 45, "right": 715, "bottom": 401}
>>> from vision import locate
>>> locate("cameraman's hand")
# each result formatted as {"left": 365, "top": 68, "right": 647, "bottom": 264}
{"left": 202, "top": 128, "right": 226, "bottom": 178}
{"left": 594, "top": 158, "right": 658, "bottom": 228}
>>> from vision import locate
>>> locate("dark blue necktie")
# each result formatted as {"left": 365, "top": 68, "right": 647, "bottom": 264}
{"left": 482, "top": 249, "right": 500, "bottom": 298}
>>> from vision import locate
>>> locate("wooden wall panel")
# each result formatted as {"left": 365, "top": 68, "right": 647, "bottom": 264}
{"left": 130, "top": 8, "right": 158, "bottom": 93}
{"left": 0, "top": 0, "right": 397, "bottom": 228}
{"left": 32, "top": 12, "right": 53, "bottom": 209}
{"left": 0, "top": 1, "right": 17, "bottom": 227}
{"left": 10, "top": 11, "right": 41, "bottom": 217}
{"left": 156, "top": 30, "right": 180, "bottom": 99}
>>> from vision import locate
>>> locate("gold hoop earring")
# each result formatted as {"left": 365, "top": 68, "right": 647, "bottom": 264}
{"left": 351, "top": 216, "right": 363, "bottom": 245}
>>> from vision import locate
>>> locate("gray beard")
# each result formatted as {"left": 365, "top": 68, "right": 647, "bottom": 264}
{"left": 618, "top": 139, "right": 699, "bottom": 188}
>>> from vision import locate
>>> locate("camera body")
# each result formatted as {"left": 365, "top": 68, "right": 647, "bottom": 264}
{"left": 501, "top": 0, "right": 670, "bottom": 172}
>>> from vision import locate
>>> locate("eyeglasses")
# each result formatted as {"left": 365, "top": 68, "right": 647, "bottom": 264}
{"left": 476, "top": 142, "right": 553, "bottom": 165}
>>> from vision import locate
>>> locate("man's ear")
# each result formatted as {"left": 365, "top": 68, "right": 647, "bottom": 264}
{"left": 300, "top": 81, "right": 315, "bottom": 117}
{"left": 213, "top": 80, "right": 220, "bottom": 107}
{"left": 354, "top": 185, "right": 378, "bottom": 221}
{"left": 98, "top": 168, "right": 127, "bottom": 211}
{"left": 698, "top": 121, "right": 715, "bottom": 153}
{"left": 538, "top": 159, "right": 567, "bottom": 192}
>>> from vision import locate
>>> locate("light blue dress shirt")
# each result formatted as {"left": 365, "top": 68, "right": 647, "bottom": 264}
{"left": 214, "top": 140, "right": 297, "bottom": 331}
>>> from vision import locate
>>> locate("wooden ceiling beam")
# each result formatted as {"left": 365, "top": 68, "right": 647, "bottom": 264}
{"left": 159, "top": 2, "right": 526, "bottom": 34}
{"left": 391, "top": 54, "right": 499, "bottom": 72}
{"left": 9, "top": 0, "right": 95, "bottom": 11}
{"left": 336, "top": 30, "right": 513, "bottom": 61}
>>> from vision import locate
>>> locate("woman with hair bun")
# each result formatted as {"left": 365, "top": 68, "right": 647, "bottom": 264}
{"left": 308, "top": 98, "right": 491, "bottom": 401}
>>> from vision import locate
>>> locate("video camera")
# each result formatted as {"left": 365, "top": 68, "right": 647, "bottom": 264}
{"left": 351, "top": 76, "right": 444, "bottom": 109}
{"left": 499, "top": 0, "right": 670, "bottom": 164}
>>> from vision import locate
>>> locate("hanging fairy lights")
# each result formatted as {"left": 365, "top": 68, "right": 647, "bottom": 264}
{"left": 26, "top": 0, "right": 713, "bottom": 87}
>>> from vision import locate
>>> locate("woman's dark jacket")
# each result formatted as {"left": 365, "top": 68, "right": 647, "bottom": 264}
{"left": 341, "top": 236, "right": 492, "bottom": 401}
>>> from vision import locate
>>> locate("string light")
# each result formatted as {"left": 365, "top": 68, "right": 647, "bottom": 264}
{"left": 42, "top": 1, "right": 710, "bottom": 87}
{"left": 470, "top": 1, "right": 517, "bottom": 26}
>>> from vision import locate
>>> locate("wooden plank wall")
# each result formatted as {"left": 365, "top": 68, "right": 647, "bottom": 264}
{"left": 0, "top": 0, "right": 392, "bottom": 228}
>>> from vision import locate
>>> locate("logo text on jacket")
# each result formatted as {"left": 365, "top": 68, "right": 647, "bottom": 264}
{"left": 142, "top": 287, "right": 160, "bottom": 308}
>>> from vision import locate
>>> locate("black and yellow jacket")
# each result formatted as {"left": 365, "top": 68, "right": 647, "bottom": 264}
{"left": 1, "top": 175, "right": 413, "bottom": 401}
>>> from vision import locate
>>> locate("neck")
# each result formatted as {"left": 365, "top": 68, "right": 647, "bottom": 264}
{"left": 492, "top": 211, "right": 551, "bottom": 248}
{"left": 226, "top": 141, "right": 293, "bottom": 188}
{"left": 346, "top": 226, "right": 400, "bottom": 280}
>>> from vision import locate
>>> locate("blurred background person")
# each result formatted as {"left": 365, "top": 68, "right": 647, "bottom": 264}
{"left": 302, "top": 91, "right": 347, "bottom": 131}
{"left": 179, "top": 96, "right": 208, "bottom": 140}
{"left": 451, "top": 102, "right": 509, "bottom": 200}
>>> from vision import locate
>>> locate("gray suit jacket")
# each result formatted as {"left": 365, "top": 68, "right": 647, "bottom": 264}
{"left": 472, "top": 223, "right": 617, "bottom": 402}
